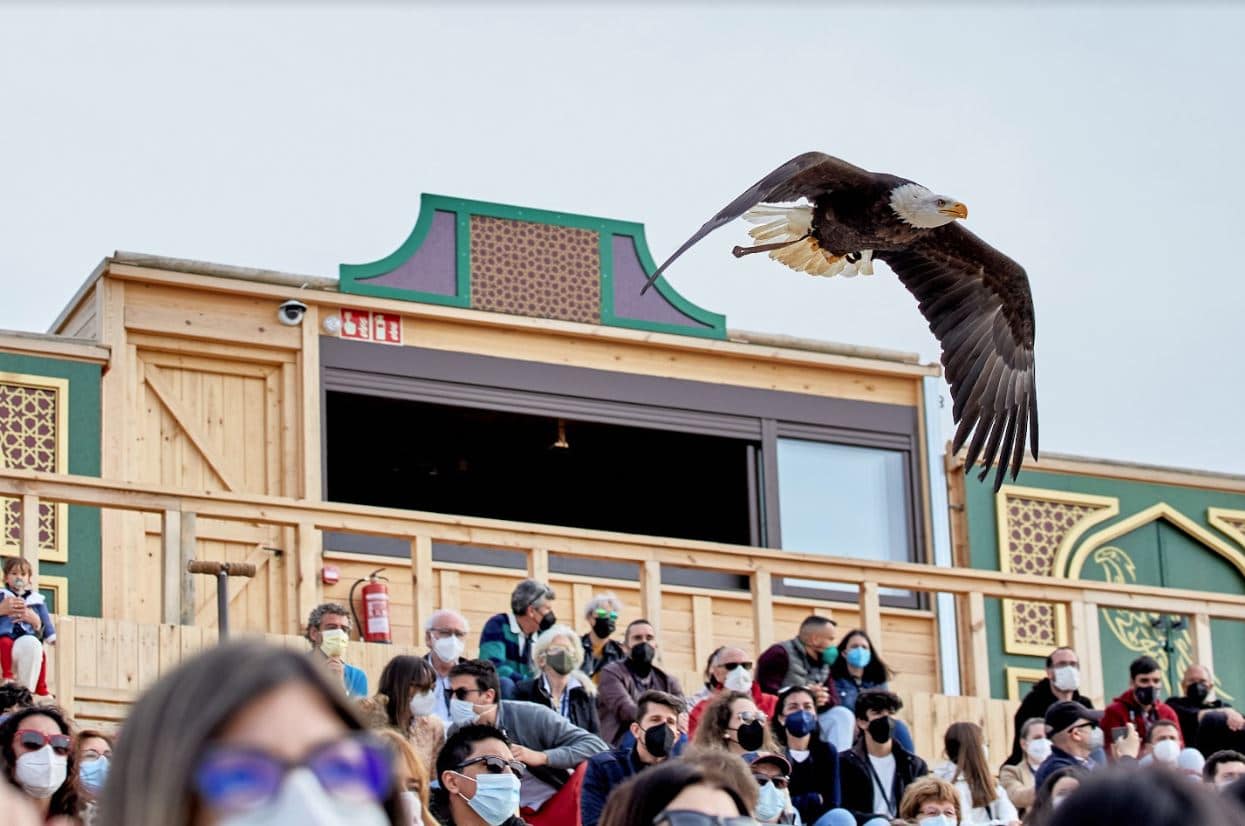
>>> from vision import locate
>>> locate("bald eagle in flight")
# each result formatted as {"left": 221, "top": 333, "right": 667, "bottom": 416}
{"left": 641, "top": 151, "right": 1037, "bottom": 490}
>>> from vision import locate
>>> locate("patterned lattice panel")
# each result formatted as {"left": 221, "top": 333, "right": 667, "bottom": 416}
{"left": 0, "top": 377, "right": 64, "bottom": 556}
{"left": 469, "top": 215, "right": 601, "bottom": 324}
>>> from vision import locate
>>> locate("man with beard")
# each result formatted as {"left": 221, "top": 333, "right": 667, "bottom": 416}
{"left": 580, "top": 690, "right": 684, "bottom": 826}
{"left": 596, "top": 619, "right": 686, "bottom": 746}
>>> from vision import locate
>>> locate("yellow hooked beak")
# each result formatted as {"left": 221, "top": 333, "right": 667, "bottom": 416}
{"left": 940, "top": 202, "right": 969, "bottom": 220}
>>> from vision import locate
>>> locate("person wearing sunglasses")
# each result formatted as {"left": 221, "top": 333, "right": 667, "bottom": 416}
{"left": 447, "top": 659, "right": 607, "bottom": 825}
{"left": 433, "top": 723, "right": 528, "bottom": 826}
{"left": 687, "top": 647, "right": 777, "bottom": 739}
{"left": 598, "top": 759, "right": 756, "bottom": 826}
{"left": 690, "top": 690, "right": 780, "bottom": 757}
{"left": 582, "top": 690, "right": 686, "bottom": 826}
{"left": 1032, "top": 700, "right": 1137, "bottom": 791}
{"left": 0, "top": 705, "right": 80, "bottom": 821}
{"left": 581, "top": 594, "right": 627, "bottom": 681}
{"left": 745, "top": 752, "right": 799, "bottom": 824}
{"left": 94, "top": 640, "right": 405, "bottom": 826}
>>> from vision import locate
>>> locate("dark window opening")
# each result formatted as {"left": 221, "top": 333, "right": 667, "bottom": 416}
{"left": 326, "top": 392, "right": 755, "bottom": 545}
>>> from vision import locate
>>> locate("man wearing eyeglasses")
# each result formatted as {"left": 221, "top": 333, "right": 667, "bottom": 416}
{"left": 597, "top": 619, "right": 687, "bottom": 747}
{"left": 448, "top": 659, "right": 608, "bottom": 826}
{"left": 581, "top": 690, "right": 686, "bottom": 826}
{"left": 425, "top": 608, "right": 472, "bottom": 724}
{"left": 687, "top": 646, "right": 778, "bottom": 738}
{"left": 1033, "top": 700, "right": 1139, "bottom": 790}
{"left": 435, "top": 723, "right": 530, "bottom": 826}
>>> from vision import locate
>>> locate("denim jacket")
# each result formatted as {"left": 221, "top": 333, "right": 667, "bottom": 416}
{"left": 0, "top": 589, "right": 56, "bottom": 642}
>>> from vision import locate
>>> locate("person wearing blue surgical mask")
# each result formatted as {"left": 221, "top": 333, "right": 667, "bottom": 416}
{"left": 77, "top": 729, "right": 114, "bottom": 798}
{"left": 93, "top": 641, "right": 405, "bottom": 826}
{"left": 435, "top": 724, "right": 528, "bottom": 826}
{"left": 825, "top": 630, "right": 915, "bottom": 754}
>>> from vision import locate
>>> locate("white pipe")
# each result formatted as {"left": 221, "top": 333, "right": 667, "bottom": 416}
{"left": 924, "top": 377, "right": 962, "bottom": 696}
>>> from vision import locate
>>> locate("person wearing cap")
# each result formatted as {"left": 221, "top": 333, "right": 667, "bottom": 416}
{"left": 1100, "top": 655, "right": 1183, "bottom": 758}
{"left": 838, "top": 689, "right": 929, "bottom": 826}
{"left": 1005, "top": 646, "right": 1095, "bottom": 767}
{"left": 479, "top": 579, "right": 557, "bottom": 699}
{"left": 1034, "top": 700, "right": 1139, "bottom": 789}
{"left": 746, "top": 751, "right": 800, "bottom": 824}
{"left": 580, "top": 690, "right": 684, "bottom": 826}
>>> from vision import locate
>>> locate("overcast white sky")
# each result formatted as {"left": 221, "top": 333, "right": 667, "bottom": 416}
{"left": 2, "top": 3, "right": 1243, "bottom": 474}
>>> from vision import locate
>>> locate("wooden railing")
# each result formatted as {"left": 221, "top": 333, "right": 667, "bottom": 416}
{"left": 6, "top": 467, "right": 1245, "bottom": 707}
{"left": 43, "top": 614, "right": 1012, "bottom": 759}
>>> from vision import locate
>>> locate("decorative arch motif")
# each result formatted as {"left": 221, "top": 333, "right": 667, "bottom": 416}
{"left": 1066, "top": 503, "right": 1245, "bottom": 581}
{"left": 994, "top": 485, "right": 1119, "bottom": 655}
{"left": 1209, "top": 508, "right": 1245, "bottom": 552}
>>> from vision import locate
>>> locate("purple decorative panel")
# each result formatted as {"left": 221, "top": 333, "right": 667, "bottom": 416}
{"left": 611, "top": 235, "right": 710, "bottom": 328}
{"left": 363, "top": 210, "right": 457, "bottom": 296}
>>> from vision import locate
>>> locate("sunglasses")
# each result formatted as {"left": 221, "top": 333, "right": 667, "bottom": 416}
{"left": 451, "top": 687, "right": 484, "bottom": 701}
{"left": 654, "top": 811, "right": 758, "bottom": 826}
{"left": 18, "top": 730, "right": 72, "bottom": 756}
{"left": 721, "top": 661, "right": 753, "bottom": 672}
{"left": 457, "top": 755, "right": 526, "bottom": 777}
{"left": 194, "top": 733, "right": 392, "bottom": 815}
{"left": 734, "top": 711, "right": 767, "bottom": 724}
{"left": 752, "top": 773, "right": 789, "bottom": 790}
{"left": 593, "top": 609, "right": 619, "bottom": 620}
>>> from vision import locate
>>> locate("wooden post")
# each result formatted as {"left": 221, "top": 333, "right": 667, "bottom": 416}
{"left": 1191, "top": 612, "right": 1214, "bottom": 674}
{"left": 640, "top": 560, "right": 662, "bottom": 636}
{"left": 300, "top": 304, "right": 322, "bottom": 501}
{"left": 859, "top": 581, "right": 883, "bottom": 646}
{"left": 528, "top": 547, "right": 549, "bottom": 585}
{"left": 20, "top": 494, "right": 40, "bottom": 578}
{"left": 294, "top": 522, "right": 322, "bottom": 630}
{"left": 1070, "top": 599, "right": 1105, "bottom": 707}
{"left": 752, "top": 569, "right": 775, "bottom": 653}
{"left": 966, "top": 591, "right": 990, "bottom": 698}
{"left": 412, "top": 535, "right": 434, "bottom": 641}
{"left": 161, "top": 510, "right": 182, "bottom": 625}
{"left": 178, "top": 512, "right": 196, "bottom": 626}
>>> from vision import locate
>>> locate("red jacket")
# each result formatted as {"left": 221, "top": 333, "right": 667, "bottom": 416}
{"left": 1100, "top": 688, "right": 1182, "bottom": 757}
{"left": 687, "top": 680, "right": 778, "bottom": 738}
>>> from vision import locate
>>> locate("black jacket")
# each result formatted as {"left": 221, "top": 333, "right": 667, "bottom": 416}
{"left": 1007, "top": 678, "right": 1095, "bottom": 765}
{"left": 1167, "top": 695, "right": 1232, "bottom": 749}
{"left": 838, "top": 739, "right": 929, "bottom": 825}
{"left": 783, "top": 737, "right": 841, "bottom": 824}
{"left": 513, "top": 676, "right": 601, "bottom": 736}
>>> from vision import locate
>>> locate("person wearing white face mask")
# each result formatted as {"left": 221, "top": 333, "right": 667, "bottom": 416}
{"left": 1006, "top": 647, "right": 1096, "bottom": 767}
{"left": 0, "top": 706, "right": 79, "bottom": 821}
{"left": 999, "top": 717, "right": 1048, "bottom": 816}
{"left": 424, "top": 609, "right": 471, "bottom": 725}
{"left": 686, "top": 646, "right": 777, "bottom": 739}
{"left": 376, "top": 655, "right": 447, "bottom": 771}
{"left": 895, "top": 776, "right": 962, "bottom": 826}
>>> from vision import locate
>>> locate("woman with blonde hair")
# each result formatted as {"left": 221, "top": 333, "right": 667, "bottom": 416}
{"left": 897, "top": 776, "right": 962, "bottom": 825}
{"left": 373, "top": 728, "right": 429, "bottom": 826}
{"left": 514, "top": 623, "right": 601, "bottom": 735}
{"left": 690, "top": 690, "right": 780, "bottom": 756}
{"left": 936, "top": 721, "right": 1019, "bottom": 825}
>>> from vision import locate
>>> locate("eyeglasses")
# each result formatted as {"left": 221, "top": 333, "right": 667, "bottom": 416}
{"left": 1067, "top": 722, "right": 1094, "bottom": 733}
{"left": 451, "top": 687, "right": 483, "bottom": 701}
{"left": 720, "top": 661, "right": 753, "bottom": 672}
{"left": 456, "top": 755, "right": 526, "bottom": 777}
{"left": 752, "top": 773, "right": 789, "bottom": 790}
{"left": 18, "top": 730, "right": 72, "bottom": 756}
{"left": 194, "top": 733, "right": 392, "bottom": 815}
{"left": 81, "top": 748, "right": 112, "bottom": 762}
{"left": 432, "top": 628, "right": 468, "bottom": 639}
{"left": 918, "top": 809, "right": 958, "bottom": 818}
{"left": 653, "top": 811, "right": 759, "bottom": 826}
{"left": 593, "top": 609, "right": 619, "bottom": 620}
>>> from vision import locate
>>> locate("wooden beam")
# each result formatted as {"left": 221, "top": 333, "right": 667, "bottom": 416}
{"left": 294, "top": 522, "right": 322, "bottom": 630}
{"left": 178, "top": 512, "right": 196, "bottom": 626}
{"left": 20, "top": 494, "right": 39, "bottom": 577}
{"left": 1191, "top": 612, "right": 1214, "bottom": 674}
{"left": 161, "top": 510, "right": 182, "bottom": 625}
{"left": 412, "top": 535, "right": 434, "bottom": 641}
{"left": 143, "top": 364, "right": 240, "bottom": 491}
{"left": 752, "top": 570, "right": 775, "bottom": 653}
{"left": 528, "top": 547, "right": 549, "bottom": 585}
{"left": 966, "top": 592, "right": 990, "bottom": 698}
{"left": 299, "top": 304, "right": 321, "bottom": 500}
{"left": 1069, "top": 600, "right": 1105, "bottom": 707}
{"left": 859, "top": 581, "right": 884, "bottom": 646}
{"left": 692, "top": 595, "right": 714, "bottom": 678}
{"left": 640, "top": 560, "right": 662, "bottom": 636}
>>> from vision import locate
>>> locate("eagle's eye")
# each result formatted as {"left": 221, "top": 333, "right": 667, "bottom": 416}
{"left": 936, "top": 199, "right": 947, "bottom": 208}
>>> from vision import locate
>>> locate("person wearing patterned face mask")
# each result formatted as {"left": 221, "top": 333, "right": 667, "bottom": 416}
{"left": 0, "top": 706, "right": 79, "bottom": 822}
{"left": 838, "top": 690, "right": 930, "bottom": 826}
{"left": 514, "top": 624, "right": 601, "bottom": 735}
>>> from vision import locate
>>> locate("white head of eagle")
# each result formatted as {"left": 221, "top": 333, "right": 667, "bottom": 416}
{"left": 889, "top": 183, "right": 969, "bottom": 229}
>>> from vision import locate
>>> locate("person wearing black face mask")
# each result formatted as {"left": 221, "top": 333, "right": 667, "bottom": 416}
{"left": 580, "top": 595, "right": 627, "bottom": 680}
{"left": 580, "top": 691, "right": 685, "bottom": 826}
{"left": 838, "top": 689, "right": 929, "bottom": 825}
{"left": 1168, "top": 664, "right": 1244, "bottom": 752}
{"left": 596, "top": 620, "right": 686, "bottom": 747}
{"left": 1101, "top": 655, "right": 1183, "bottom": 759}
{"left": 480, "top": 579, "right": 558, "bottom": 700}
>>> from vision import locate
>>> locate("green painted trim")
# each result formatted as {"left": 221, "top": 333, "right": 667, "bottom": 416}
{"left": 340, "top": 193, "right": 726, "bottom": 339}
{"left": 0, "top": 353, "right": 101, "bottom": 618}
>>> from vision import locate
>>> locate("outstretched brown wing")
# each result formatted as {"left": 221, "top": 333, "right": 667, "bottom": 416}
{"left": 641, "top": 151, "right": 877, "bottom": 294}
{"left": 876, "top": 224, "right": 1038, "bottom": 490}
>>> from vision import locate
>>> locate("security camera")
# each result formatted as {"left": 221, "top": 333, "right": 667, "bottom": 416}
{"left": 277, "top": 299, "right": 308, "bottom": 326}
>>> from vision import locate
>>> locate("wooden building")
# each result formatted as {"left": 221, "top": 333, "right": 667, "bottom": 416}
{"left": 5, "top": 193, "right": 1243, "bottom": 754}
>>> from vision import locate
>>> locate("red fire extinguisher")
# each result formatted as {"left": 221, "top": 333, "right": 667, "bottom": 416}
{"left": 350, "top": 569, "right": 392, "bottom": 644}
